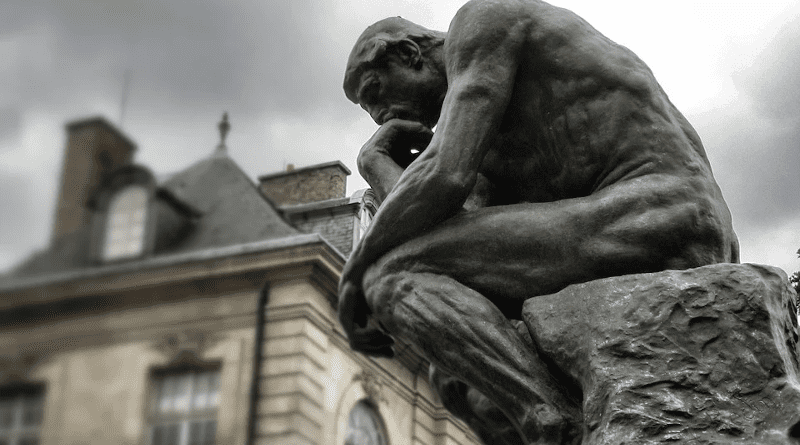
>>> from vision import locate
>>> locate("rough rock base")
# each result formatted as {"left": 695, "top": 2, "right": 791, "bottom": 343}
{"left": 523, "top": 263, "right": 800, "bottom": 444}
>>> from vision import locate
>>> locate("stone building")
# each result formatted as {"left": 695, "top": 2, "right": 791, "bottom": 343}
{"left": 0, "top": 116, "right": 480, "bottom": 445}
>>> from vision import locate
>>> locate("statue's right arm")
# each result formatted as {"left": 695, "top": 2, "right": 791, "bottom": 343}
{"left": 351, "top": 1, "right": 530, "bottom": 269}
{"left": 338, "top": 0, "right": 530, "bottom": 356}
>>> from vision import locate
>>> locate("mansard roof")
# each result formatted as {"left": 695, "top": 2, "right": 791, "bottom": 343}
{"left": 158, "top": 153, "right": 299, "bottom": 253}
{"left": 10, "top": 154, "right": 299, "bottom": 278}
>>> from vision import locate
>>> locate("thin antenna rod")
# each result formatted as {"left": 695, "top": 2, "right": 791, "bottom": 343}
{"left": 119, "top": 69, "right": 132, "bottom": 128}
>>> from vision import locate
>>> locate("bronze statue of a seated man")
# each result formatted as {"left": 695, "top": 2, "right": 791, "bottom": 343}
{"left": 339, "top": 0, "right": 738, "bottom": 443}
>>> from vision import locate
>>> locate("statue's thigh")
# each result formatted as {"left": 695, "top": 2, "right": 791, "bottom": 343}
{"left": 361, "top": 201, "right": 582, "bottom": 310}
{"left": 580, "top": 175, "right": 734, "bottom": 269}
{"left": 365, "top": 175, "right": 731, "bottom": 307}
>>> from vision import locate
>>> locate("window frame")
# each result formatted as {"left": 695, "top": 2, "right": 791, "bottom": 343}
{"left": 0, "top": 385, "right": 45, "bottom": 445}
{"left": 355, "top": 201, "right": 377, "bottom": 243}
{"left": 102, "top": 184, "right": 150, "bottom": 262}
{"left": 344, "top": 400, "right": 389, "bottom": 445}
{"left": 145, "top": 366, "right": 220, "bottom": 445}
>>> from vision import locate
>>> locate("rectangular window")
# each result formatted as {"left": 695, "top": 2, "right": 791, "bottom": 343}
{"left": 103, "top": 185, "right": 148, "bottom": 261}
{"left": 0, "top": 385, "right": 44, "bottom": 445}
{"left": 147, "top": 368, "right": 219, "bottom": 445}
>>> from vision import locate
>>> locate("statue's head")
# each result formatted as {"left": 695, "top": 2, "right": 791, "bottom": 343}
{"left": 343, "top": 17, "right": 447, "bottom": 128}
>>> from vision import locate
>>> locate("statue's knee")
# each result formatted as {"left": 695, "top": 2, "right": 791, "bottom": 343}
{"left": 363, "top": 264, "right": 431, "bottom": 333}
{"left": 362, "top": 261, "right": 385, "bottom": 296}
{"left": 362, "top": 264, "right": 405, "bottom": 321}
{"left": 362, "top": 250, "right": 414, "bottom": 300}
{"left": 668, "top": 200, "right": 736, "bottom": 265}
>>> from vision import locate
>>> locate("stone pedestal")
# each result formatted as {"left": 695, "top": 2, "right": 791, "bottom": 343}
{"left": 523, "top": 263, "right": 800, "bottom": 444}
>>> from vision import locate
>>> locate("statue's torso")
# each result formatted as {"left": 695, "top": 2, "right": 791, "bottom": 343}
{"left": 473, "top": 2, "right": 715, "bottom": 206}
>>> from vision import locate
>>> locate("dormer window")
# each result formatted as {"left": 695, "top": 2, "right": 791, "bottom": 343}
{"left": 103, "top": 185, "right": 148, "bottom": 261}
{"left": 358, "top": 206, "right": 373, "bottom": 241}
{"left": 351, "top": 189, "right": 377, "bottom": 248}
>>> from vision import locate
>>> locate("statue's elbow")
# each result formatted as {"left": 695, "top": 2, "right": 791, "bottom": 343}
{"left": 433, "top": 169, "right": 475, "bottom": 206}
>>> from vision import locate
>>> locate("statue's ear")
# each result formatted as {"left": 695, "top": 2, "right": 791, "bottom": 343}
{"left": 396, "top": 39, "right": 423, "bottom": 69}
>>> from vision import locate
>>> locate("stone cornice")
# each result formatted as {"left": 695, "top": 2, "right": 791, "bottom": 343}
{"left": 0, "top": 234, "right": 344, "bottom": 312}
{"left": 257, "top": 161, "right": 350, "bottom": 181}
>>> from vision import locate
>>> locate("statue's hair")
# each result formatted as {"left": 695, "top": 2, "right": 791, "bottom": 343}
{"left": 343, "top": 17, "right": 446, "bottom": 103}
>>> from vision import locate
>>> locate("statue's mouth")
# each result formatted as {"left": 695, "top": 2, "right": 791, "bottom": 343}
{"left": 378, "top": 110, "right": 396, "bottom": 125}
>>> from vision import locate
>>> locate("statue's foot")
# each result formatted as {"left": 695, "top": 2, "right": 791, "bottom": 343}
{"left": 523, "top": 404, "right": 581, "bottom": 445}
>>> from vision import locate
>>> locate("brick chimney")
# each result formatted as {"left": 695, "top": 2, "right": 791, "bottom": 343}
{"left": 51, "top": 117, "right": 136, "bottom": 244}
{"left": 258, "top": 161, "right": 351, "bottom": 205}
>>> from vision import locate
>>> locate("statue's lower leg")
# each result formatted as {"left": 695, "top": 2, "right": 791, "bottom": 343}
{"left": 364, "top": 270, "right": 581, "bottom": 444}
{"left": 430, "top": 365, "right": 525, "bottom": 445}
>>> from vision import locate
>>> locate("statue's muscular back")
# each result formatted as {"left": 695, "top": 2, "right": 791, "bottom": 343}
{"left": 469, "top": 0, "right": 719, "bottom": 206}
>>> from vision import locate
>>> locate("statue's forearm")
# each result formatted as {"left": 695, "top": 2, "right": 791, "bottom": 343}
{"left": 356, "top": 119, "right": 434, "bottom": 205}
{"left": 357, "top": 149, "right": 404, "bottom": 205}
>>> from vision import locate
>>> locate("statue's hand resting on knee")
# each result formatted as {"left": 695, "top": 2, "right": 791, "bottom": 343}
{"left": 338, "top": 271, "right": 395, "bottom": 358}
{"left": 339, "top": 119, "right": 433, "bottom": 358}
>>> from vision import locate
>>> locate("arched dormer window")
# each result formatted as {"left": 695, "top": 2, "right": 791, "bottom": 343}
{"left": 353, "top": 189, "right": 377, "bottom": 244}
{"left": 344, "top": 400, "right": 388, "bottom": 445}
{"left": 358, "top": 205, "right": 373, "bottom": 241}
{"left": 103, "top": 185, "right": 148, "bottom": 261}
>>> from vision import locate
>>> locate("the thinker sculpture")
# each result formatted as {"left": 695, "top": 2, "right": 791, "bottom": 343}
{"left": 339, "top": 1, "right": 800, "bottom": 444}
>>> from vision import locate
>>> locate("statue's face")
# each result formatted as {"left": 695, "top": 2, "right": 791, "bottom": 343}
{"left": 355, "top": 55, "right": 445, "bottom": 129}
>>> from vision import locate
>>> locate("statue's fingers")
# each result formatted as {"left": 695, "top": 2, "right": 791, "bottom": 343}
{"left": 351, "top": 339, "right": 395, "bottom": 358}
{"left": 350, "top": 327, "right": 394, "bottom": 355}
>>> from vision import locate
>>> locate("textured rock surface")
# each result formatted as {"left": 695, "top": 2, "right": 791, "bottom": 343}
{"left": 523, "top": 263, "right": 800, "bottom": 444}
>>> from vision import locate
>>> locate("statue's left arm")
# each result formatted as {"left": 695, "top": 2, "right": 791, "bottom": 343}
{"left": 339, "top": 1, "right": 531, "bottom": 355}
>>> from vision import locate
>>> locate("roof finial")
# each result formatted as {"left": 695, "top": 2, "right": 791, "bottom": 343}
{"left": 215, "top": 112, "right": 230, "bottom": 156}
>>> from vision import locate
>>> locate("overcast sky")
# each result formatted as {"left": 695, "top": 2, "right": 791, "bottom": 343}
{"left": 0, "top": 0, "right": 798, "bottom": 276}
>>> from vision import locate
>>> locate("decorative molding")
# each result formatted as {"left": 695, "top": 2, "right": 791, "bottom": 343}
{"left": 329, "top": 336, "right": 417, "bottom": 406}
{"left": 151, "top": 330, "right": 220, "bottom": 368}
{"left": 265, "top": 301, "right": 335, "bottom": 334}
{"left": 0, "top": 236, "right": 344, "bottom": 310}
{"left": 0, "top": 353, "right": 39, "bottom": 385}
{"left": 353, "top": 369, "right": 386, "bottom": 405}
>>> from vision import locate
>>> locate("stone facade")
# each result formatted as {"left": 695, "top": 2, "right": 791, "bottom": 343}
{"left": 288, "top": 204, "right": 357, "bottom": 255}
{"left": 0, "top": 116, "right": 480, "bottom": 445}
{"left": 258, "top": 161, "right": 350, "bottom": 206}
{"left": 279, "top": 190, "right": 377, "bottom": 257}
{"left": 52, "top": 117, "right": 136, "bottom": 244}
{"left": 256, "top": 261, "right": 480, "bottom": 445}
{"left": 0, "top": 237, "right": 481, "bottom": 445}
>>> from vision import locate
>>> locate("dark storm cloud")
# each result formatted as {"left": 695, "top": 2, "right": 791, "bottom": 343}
{"left": 696, "top": 18, "right": 800, "bottom": 233}
{"left": 0, "top": 173, "right": 44, "bottom": 256}
{"left": 712, "top": 123, "right": 798, "bottom": 227}
{"left": 1, "top": 0, "right": 347, "bottom": 116}
{"left": 0, "top": 108, "right": 21, "bottom": 150}
{"left": 740, "top": 19, "right": 800, "bottom": 125}
{"left": 0, "top": 0, "right": 368, "bottom": 270}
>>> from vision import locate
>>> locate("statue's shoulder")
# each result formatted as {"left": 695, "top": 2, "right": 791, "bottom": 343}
{"left": 447, "top": 0, "right": 534, "bottom": 57}
{"left": 452, "top": 0, "right": 531, "bottom": 29}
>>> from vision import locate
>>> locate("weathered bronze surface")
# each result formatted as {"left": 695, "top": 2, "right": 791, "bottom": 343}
{"left": 339, "top": 0, "right": 798, "bottom": 443}
{"left": 524, "top": 264, "right": 800, "bottom": 444}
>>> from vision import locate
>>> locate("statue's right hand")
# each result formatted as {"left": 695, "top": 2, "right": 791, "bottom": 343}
{"left": 359, "top": 119, "right": 434, "bottom": 169}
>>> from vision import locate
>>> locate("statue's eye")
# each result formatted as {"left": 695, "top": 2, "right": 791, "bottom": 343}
{"left": 368, "top": 80, "right": 381, "bottom": 97}
{"left": 359, "top": 79, "right": 381, "bottom": 105}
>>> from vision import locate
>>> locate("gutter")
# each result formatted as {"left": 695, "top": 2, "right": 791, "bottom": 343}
{"left": 246, "top": 283, "right": 269, "bottom": 445}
